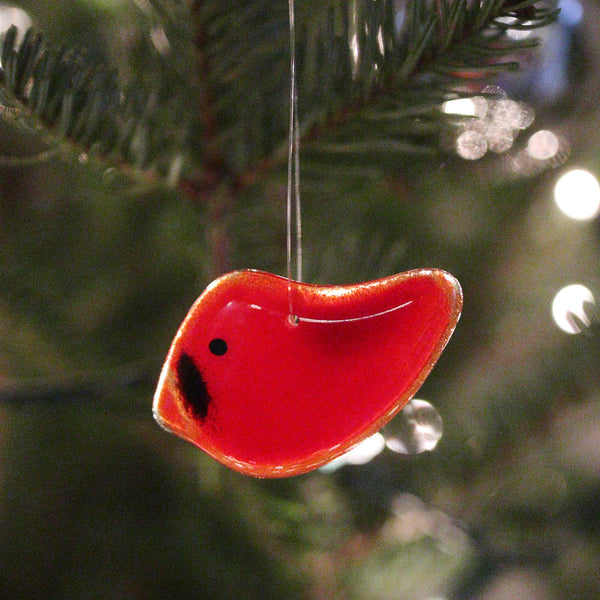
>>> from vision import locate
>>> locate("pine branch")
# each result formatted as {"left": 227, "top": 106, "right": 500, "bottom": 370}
{"left": 0, "top": 360, "right": 155, "bottom": 404}
{"left": 0, "top": 1, "right": 560, "bottom": 405}
{"left": 0, "top": 21, "right": 197, "bottom": 183}
{"left": 196, "top": 0, "right": 559, "bottom": 178}
{"left": 0, "top": 1, "right": 558, "bottom": 187}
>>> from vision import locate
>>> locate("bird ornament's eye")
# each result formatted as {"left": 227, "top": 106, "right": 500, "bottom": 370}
{"left": 209, "top": 338, "right": 227, "bottom": 356}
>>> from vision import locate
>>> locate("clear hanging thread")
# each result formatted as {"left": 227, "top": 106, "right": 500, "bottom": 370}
{"left": 287, "top": 0, "right": 302, "bottom": 319}
{"left": 285, "top": 2, "right": 414, "bottom": 328}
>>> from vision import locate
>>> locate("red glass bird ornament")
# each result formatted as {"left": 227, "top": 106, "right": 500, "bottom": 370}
{"left": 153, "top": 268, "right": 462, "bottom": 477}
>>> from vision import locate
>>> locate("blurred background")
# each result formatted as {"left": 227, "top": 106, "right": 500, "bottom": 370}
{"left": 0, "top": 1, "right": 599, "bottom": 598}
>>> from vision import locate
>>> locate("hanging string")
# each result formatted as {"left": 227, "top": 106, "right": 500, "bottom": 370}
{"left": 287, "top": 0, "right": 302, "bottom": 319}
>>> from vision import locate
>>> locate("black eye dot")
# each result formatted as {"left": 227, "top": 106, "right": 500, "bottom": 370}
{"left": 208, "top": 338, "right": 228, "bottom": 356}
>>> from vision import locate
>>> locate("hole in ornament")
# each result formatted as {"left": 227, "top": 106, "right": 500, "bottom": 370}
{"left": 208, "top": 338, "right": 228, "bottom": 356}
{"left": 288, "top": 314, "right": 299, "bottom": 326}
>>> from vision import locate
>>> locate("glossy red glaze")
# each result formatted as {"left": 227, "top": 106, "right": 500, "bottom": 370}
{"left": 153, "top": 269, "right": 462, "bottom": 477}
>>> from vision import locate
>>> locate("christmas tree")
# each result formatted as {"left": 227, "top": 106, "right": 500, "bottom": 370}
{"left": 1, "top": 1, "right": 599, "bottom": 598}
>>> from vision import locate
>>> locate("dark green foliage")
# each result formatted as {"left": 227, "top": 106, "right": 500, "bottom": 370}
{"left": 0, "top": 1, "right": 557, "bottom": 182}
{"left": 3, "top": 2, "right": 600, "bottom": 600}
{"left": 0, "top": 404, "right": 301, "bottom": 600}
{"left": 0, "top": 20, "right": 197, "bottom": 177}
{"left": 197, "top": 0, "right": 558, "bottom": 175}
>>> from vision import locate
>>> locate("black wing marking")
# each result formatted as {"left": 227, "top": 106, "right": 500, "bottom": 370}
{"left": 176, "top": 352, "right": 211, "bottom": 421}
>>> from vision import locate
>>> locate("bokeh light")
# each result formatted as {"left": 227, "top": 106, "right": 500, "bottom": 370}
{"left": 320, "top": 432, "right": 386, "bottom": 472}
{"left": 442, "top": 98, "right": 477, "bottom": 117}
{"left": 554, "top": 168, "right": 600, "bottom": 220}
{"left": 448, "top": 87, "right": 534, "bottom": 160}
{"left": 456, "top": 130, "right": 487, "bottom": 160}
{"left": 527, "top": 130, "right": 560, "bottom": 160}
{"left": 150, "top": 25, "right": 170, "bottom": 54}
{"left": 559, "top": 0, "right": 583, "bottom": 26}
{"left": 496, "top": 15, "right": 533, "bottom": 40}
{"left": 0, "top": 5, "right": 32, "bottom": 42}
{"left": 552, "top": 284, "right": 596, "bottom": 334}
{"left": 386, "top": 398, "right": 443, "bottom": 454}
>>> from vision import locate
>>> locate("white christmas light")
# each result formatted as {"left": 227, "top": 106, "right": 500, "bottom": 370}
{"left": 345, "top": 432, "right": 386, "bottom": 464}
{"left": 456, "top": 130, "right": 487, "bottom": 160}
{"left": 320, "top": 432, "right": 386, "bottom": 472}
{"left": 552, "top": 284, "right": 596, "bottom": 334}
{"left": 527, "top": 130, "right": 560, "bottom": 160}
{"left": 554, "top": 169, "right": 600, "bottom": 220}
{"left": 442, "top": 98, "right": 477, "bottom": 116}
{"left": 0, "top": 6, "right": 32, "bottom": 46}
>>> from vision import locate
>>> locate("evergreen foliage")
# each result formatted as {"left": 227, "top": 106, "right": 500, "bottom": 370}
{"left": 0, "top": 1, "right": 557, "bottom": 183}
{"left": 2, "top": 2, "right": 600, "bottom": 600}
